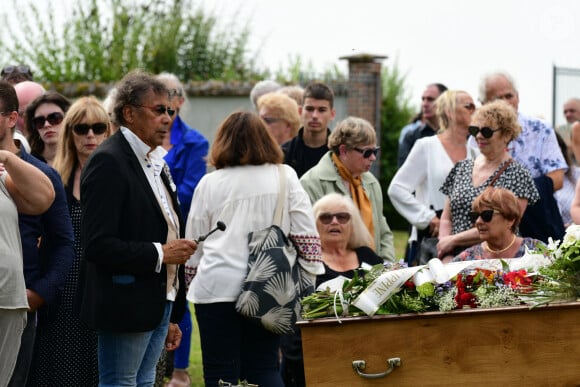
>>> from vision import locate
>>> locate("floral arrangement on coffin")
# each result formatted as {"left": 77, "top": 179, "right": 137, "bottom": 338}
{"left": 525, "top": 225, "right": 580, "bottom": 305}
{"left": 302, "top": 225, "right": 580, "bottom": 320}
{"left": 301, "top": 263, "right": 535, "bottom": 319}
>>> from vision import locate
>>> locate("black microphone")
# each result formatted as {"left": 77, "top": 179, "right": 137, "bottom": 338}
{"left": 195, "top": 221, "right": 226, "bottom": 242}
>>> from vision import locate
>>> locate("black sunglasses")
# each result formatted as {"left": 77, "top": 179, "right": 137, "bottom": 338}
{"left": 318, "top": 212, "right": 351, "bottom": 225}
{"left": 32, "top": 112, "right": 64, "bottom": 130}
{"left": 134, "top": 104, "right": 175, "bottom": 117}
{"left": 353, "top": 146, "right": 380, "bottom": 158}
{"left": 469, "top": 209, "right": 500, "bottom": 224}
{"left": 1, "top": 65, "right": 32, "bottom": 77}
{"left": 73, "top": 122, "right": 108, "bottom": 135}
{"left": 468, "top": 126, "right": 502, "bottom": 139}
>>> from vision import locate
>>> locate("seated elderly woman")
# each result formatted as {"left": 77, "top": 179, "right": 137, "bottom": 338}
{"left": 453, "top": 187, "right": 544, "bottom": 261}
{"left": 300, "top": 116, "right": 395, "bottom": 262}
{"left": 313, "top": 193, "right": 383, "bottom": 288}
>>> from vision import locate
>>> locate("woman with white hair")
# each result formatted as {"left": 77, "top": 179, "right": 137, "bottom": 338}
{"left": 313, "top": 193, "right": 383, "bottom": 288}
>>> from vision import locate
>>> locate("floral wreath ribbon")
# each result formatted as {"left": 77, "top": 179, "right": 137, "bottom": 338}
{"left": 351, "top": 253, "right": 550, "bottom": 316}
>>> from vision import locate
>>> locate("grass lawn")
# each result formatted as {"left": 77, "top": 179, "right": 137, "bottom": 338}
{"left": 185, "top": 229, "right": 409, "bottom": 386}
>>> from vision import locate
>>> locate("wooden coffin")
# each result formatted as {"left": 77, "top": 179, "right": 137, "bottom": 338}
{"left": 298, "top": 302, "right": 580, "bottom": 386}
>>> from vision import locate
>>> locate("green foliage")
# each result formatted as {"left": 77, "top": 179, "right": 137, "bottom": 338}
{"left": 379, "top": 60, "right": 416, "bottom": 230}
{"left": 0, "top": 0, "right": 265, "bottom": 82}
{"left": 273, "top": 54, "right": 346, "bottom": 84}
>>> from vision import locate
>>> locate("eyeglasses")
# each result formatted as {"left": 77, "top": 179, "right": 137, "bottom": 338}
{"left": 261, "top": 116, "right": 282, "bottom": 124}
{"left": 73, "top": 122, "right": 108, "bottom": 135}
{"left": 469, "top": 209, "right": 500, "bottom": 224}
{"left": 463, "top": 103, "right": 476, "bottom": 112}
{"left": 353, "top": 146, "right": 380, "bottom": 158}
{"left": 1, "top": 65, "right": 32, "bottom": 77}
{"left": 133, "top": 104, "right": 175, "bottom": 117}
{"left": 318, "top": 212, "right": 351, "bottom": 225}
{"left": 468, "top": 126, "right": 502, "bottom": 139}
{"left": 32, "top": 112, "right": 64, "bottom": 130}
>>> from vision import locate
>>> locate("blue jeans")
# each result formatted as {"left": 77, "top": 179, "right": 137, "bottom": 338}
{"left": 98, "top": 302, "right": 172, "bottom": 387}
{"left": 195, "top": 302, "right": 283, "bottom": 387}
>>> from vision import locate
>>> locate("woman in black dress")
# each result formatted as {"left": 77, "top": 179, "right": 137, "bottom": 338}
{"left": 28, "top": 96, "right": 112, "bottom": 386}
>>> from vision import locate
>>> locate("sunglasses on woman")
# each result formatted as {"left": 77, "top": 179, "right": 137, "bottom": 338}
{"left": 32, "top": 112, "right": 64, "bottom": 130}
{"left": 73, "top": 122, "right": 108, "bottom": 135}
{"left": 353, "top": 147, "right": 380, "bottom": 158}
{"left": 318, "top": 212, "right": 351, "bottom": 225}
{"left": 469, "top": 209, "right": 500, "bottom": 224}
{"left": 468, "top": 126, "right": 502, "bottom": 139}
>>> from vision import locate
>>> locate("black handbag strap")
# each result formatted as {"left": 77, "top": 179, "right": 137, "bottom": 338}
{"left": 489, "top": 159, "right": 513, "bottom": 187}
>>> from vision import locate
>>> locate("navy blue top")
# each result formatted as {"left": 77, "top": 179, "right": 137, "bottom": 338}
{"left": 19, "top": 149, "right": 74, "bottom": 307}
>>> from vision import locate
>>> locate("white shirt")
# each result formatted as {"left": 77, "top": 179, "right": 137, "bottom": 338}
{"left": 120, "top": 127, "right": 177, "bottom": 279}
{"left": 185, "top": 164, "right": 323, "bottom": 303}
{"left": 388, "top": 135, "right": 478, "bottom": 233}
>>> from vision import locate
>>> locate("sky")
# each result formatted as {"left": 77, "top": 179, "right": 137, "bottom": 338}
{"left": 201, "top": 0, "right": 580, "bottom": 126}
{"left": 18, "top": 0, "right": 580, "bottom": 126}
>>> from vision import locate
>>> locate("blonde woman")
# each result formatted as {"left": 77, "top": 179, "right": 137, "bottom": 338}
{"left": 388, "top": 90, "right": 478, "bottom": 264}
{"left": 32, "top": 96, "right": 112, "bottom": 386}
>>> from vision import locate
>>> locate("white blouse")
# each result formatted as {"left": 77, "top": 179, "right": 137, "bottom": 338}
{"left": 388, "top": 135, "right": 478, "bottom": 230}
{"left": 185, "top": 163, "right": 323, "bottom": 304}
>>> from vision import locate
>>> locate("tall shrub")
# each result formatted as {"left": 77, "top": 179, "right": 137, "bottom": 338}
{"left": 0, "top": 0, "right": 264, "bottom": 82}
{"left": 379, "top": 61, "right": 415, "bottom": 231}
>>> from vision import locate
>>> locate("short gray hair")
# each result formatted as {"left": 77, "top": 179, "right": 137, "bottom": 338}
{"left": 478, "top": 71, "right": 517, "bottom": 104}
{"left": 250, "top": 80, "right": 281, "bottom": 109}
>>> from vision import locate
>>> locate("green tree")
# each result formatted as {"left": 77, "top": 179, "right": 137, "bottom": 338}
{"left": 0, "top": 0, "right": 264, "bottom": 82}
{"left": 379, "top": 60, "right": 416, "bottom": 231}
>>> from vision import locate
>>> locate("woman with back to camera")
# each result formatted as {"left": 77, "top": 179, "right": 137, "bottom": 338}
{"left": 438, "top": 100, "right": 539, "bottom": 261}
{"left": 25, "top": 91, "right": 71, "bottom": 166}
{"left": 453, "top": 187, "right": 544, "bottom": 261}
{"left": 184, "top": 111, "right": 323, "bottom": 387}
{"left": 388, "top": 90, "right": 478, "bottom": 264}
{"left": 28, "top": 96, "right": 113, "bottom": 386}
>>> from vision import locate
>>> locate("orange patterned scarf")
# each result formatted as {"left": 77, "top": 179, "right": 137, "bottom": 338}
{"left": 331, "top": 153, "right": 375, "bottom": 246}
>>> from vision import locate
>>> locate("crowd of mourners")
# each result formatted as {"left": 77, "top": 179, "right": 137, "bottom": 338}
{"left": 0, "top": 64, "right": 577, "bottom": 387}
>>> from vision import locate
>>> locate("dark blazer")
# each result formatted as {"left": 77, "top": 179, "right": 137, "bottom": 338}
{"left": 80, "top": 130, "right": 186, "bottom": 332}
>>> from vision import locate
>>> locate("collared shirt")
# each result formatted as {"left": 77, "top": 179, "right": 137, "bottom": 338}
{"left": 509, "top": 113, "right": 568, "bottom": 178}
{"left": 120, "top": 127, "right": 179, "bottom": 280}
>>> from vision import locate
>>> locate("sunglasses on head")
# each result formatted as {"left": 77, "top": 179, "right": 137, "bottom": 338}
{"left": 32, "top": 112, "right": 64, "bottom": 130}
{"left": 73, "top": 122, "right": 108, "bottom": 135}
{"left": 318, "top": 212, "right": 351, "bottom": 225}
{"left": 353, "top": 146, "right": 380, "bottom": 158}
{"left": 134, "top": 104, "right": 175, "bottom": 117}
{"left": 469, "top": 209, "right": 500, "bottom": 224}
{"left": 468, "top": 126, "right": 502, "bottom": 139}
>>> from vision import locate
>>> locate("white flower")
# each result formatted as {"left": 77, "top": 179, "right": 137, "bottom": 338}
{"left": 563, "top": 225, "right": 580, "bottom": 246}
{"left": 546, "top": 237, "right": 560, "bottom": 252}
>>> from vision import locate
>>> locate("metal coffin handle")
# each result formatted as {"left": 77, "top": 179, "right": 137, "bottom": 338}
{"left": 352, "top": 358, "right": 401, "bottom": 379}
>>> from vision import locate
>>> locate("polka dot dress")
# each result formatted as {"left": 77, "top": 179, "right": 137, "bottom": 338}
{"left": 27, "top": 197, "right": 99, "bottom": 386}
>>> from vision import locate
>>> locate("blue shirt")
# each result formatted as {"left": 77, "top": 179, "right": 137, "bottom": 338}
{"left": 510, "top": 113, "right": 567, "bottom": 178}
{"left": 164, "top": 115, "right": 209, "bottom": 218}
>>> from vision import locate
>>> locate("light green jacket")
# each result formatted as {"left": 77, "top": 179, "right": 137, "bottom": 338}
{"left": 300, "top": 152, "right": 396, "bottom": 262}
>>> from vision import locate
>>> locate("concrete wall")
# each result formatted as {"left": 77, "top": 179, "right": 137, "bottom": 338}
{"left": 179, "top": 95, "right": 348, "bottom": 144}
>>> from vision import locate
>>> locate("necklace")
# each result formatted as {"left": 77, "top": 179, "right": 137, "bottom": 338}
{"left": 484, "top": 235, "right": 517, "bottom": 254}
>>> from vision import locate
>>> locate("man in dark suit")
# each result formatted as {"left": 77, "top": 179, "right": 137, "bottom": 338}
{"left": 80, "top": 70, "right": 197, "bottom": 386}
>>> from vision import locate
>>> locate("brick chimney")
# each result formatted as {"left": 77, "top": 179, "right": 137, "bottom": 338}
{"left": 340, "top": 53, "right": 387, "bottom": 177}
